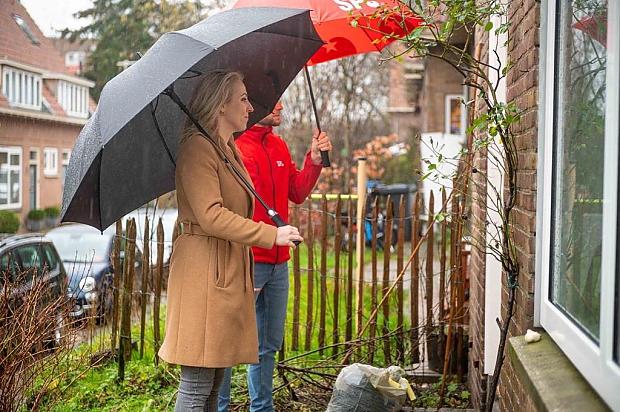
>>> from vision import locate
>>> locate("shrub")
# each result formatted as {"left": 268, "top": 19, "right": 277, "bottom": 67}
{"left": 44, "top": 206, "right": 60, "bottom": 218}
{"left": 27, "top": 209, "right": 45, "bottom": 221}
{"left": 0, "top": 211, "right": 20, "bottom": 233}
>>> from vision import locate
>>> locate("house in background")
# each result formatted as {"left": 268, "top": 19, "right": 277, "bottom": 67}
{"left": 0, "top": 0, "right": 94, "bottom": 228}
{"left": 52, "top": 37, "right": 95, "bottom": 77}
{"left": 388, "top": 32, "right": 468, "bottom": 213}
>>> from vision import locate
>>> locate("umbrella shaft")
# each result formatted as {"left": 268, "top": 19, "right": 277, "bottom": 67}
{"left": 163, "top": 87, "right": 289, "bottom": 228}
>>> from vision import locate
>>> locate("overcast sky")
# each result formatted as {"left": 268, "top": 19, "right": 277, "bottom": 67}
{"left": 20, "top": 0, "right": 93, "bottom": 37}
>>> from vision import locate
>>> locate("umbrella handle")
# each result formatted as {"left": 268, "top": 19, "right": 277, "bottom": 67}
{"left": 304, "top": 66, "right": 331, "bottom": 168}
{"left": 269, "top": 210, "right": 301, "bottom": 246}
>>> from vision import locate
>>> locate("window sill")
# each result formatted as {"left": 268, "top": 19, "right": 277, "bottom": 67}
{"left": 508, "top": 332, "right": 610, "bottom": 411}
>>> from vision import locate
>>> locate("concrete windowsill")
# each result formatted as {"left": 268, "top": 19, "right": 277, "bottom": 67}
{"left": 508, "top": 332, "right": 610, "bottom": 411}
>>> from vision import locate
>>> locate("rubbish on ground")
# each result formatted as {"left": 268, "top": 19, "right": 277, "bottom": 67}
{"left": 327, "top": 363, "right": 413, "bottom": 412}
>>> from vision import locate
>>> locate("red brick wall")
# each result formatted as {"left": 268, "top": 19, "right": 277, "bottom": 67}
{"left": 468, "top": 0, "right": 541, "bottom": 409}
{"left": 420, "top": 57, "right": 466, "bottom": 133}
{"left": 0, "top": 114, "right": 80, "bottom": 227}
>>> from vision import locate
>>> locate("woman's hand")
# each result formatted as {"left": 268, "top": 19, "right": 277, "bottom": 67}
{"left": 275, "top": 225, "right": 303, "bottom": 247}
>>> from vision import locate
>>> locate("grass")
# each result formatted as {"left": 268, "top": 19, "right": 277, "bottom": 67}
{"left": 30, "top": 240, "right": 424, "bottom": 411}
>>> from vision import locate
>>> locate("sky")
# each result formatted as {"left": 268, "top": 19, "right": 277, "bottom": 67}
{"left": 19, "top": 0, "right": 93, "bottom": 37}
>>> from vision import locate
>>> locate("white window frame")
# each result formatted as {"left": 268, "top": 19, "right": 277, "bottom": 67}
{"left": 61, "top": 149, "right": 71, "bottom": 185}
{"left": 444, "top": 94, "right": 466, "bottom": 135}
{"left": 1, "top": 66, "right": 41, "bottom": 110}
{"left": 29, "top": 148, "right": 40, "bottom": 210}
{"left": 43, "top": 148, "right": 58, "bottom": 177}
{"left": 537, "top": 0, "right": 620, "bottom": 408}
{"left": 56, "top": 80, "right": 88, "bottom": 118}
{"left": 0, "top": 147, "right": 23, "bottom": 210}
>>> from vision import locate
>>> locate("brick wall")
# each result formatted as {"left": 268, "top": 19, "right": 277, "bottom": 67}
{"left": 0, "top": 114, "right": 80, "bottom": 225}
{"left": 420, "top": 56, "right": 466, "bottom": 133}
{"left": 468, "top": 0, "right": 541, "bottom": 409}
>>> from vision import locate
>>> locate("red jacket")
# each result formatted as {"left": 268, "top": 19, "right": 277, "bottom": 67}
{"left": 235, "top": 125, "right": 322, "bottom": 264}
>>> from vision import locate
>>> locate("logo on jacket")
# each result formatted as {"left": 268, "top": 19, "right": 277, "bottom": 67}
{"left": 276, "top": 160, "right": 285, "bottom": 167}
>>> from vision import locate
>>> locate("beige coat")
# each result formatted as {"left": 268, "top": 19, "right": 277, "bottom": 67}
{"left": 158, "top": 133, "right": 277, "bottom": 368}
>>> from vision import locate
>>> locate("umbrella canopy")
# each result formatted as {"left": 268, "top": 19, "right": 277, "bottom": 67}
{"left": 61, "top": 8, "right": 323, "bottom": 231}
{"left": 233, "top": 0, "right": 423, "bottom": 65}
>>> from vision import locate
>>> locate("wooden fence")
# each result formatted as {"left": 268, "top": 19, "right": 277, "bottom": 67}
{"left": 99, "top": 188, "right": 469, "bottom": 381}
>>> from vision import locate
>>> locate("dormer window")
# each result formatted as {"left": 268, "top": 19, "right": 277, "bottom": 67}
{"left": 12, "top": 14, "right": 40, "bottom": 46}
{"left": 57, "top": 80, "right": 88, "bottom": 118}
{"left": 1, "top": 67, "right": 42, "bottom": 110}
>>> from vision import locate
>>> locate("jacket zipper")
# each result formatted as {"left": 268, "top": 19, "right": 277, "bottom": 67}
{"left": 262, "top": 137, "right": 279, "bottom": 264}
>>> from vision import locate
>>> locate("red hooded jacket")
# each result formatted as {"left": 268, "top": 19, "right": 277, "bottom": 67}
{"left": 235, "top": 125, "right": 322, "bottom": 264}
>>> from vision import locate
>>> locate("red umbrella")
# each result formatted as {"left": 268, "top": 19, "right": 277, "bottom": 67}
{"left": 234, "top": 0, "right": 423, "bottom": 166}
{"left": 234, "top": 0, "right": 422, "bottom": 64}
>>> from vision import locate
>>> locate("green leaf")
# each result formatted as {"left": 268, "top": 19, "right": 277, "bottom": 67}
{"left": 350, "top": 20, "right": 358, "bottom": 28}
{"left": 484, "top": 21, "right": 493, "bottom": 31}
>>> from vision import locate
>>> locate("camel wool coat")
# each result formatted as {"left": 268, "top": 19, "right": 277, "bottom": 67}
{"left": 158, "top": 133, "right": 277, "bottom": 368}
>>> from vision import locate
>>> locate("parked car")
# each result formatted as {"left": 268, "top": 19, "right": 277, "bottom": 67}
{"left": 0, "top": 233, "right": 69, "bottom": 346}
{"left": 46, "top": 224, "right": 142, "bottom": 322}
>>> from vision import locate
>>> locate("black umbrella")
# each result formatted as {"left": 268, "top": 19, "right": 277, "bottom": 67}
{"left": 61, "top": 7, "right": 323, "bottom": 231}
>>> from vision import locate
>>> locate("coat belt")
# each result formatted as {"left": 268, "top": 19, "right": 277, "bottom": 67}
{"left": 180, "top": 221, "right": 207, "bottom": 236}
{"left": 179, "top": 221, "right": 252, "bottom": 292}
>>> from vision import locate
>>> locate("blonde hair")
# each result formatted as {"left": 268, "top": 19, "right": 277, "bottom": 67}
{"left": 181, "top": 70, "right": 244, "bottom": 144}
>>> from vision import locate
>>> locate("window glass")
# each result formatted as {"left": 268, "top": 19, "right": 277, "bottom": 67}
{"left": 550, "top": 0, "right": 607, "bottom": 341}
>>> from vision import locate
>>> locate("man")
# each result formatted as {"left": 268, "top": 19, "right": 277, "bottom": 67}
{"left": 218, "top": 101, "right": 332, "bottom": 412}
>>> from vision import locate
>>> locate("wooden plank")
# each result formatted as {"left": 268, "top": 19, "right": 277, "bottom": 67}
{"left": 291, "top": 204, "right": 301, "bottom": 351}
{"left": 304, "top": 202, "right": 315, "bottom": 351}
{"left": 153, "top": 218, "right": 163, "bottom": 365}
{"left": 345, "top": 198, "right": 354, "bottom": 355}
{"left": 439, "top": 188, "right": 447, "bottom": 363}
{"left": 410, "top": 193, "right": 420, "bottom": 364}
{"left": 396, "top": 195, "right": 406, "bottom": 363}
{"left": 369, "top": 198, "right": 379, "bottom": 363}
{"left": 332, "top": 196, "right": 342, "bottom": 356}
{"left": 382, "top": 195, "right": 393, "bottom": 363}
{"left": 139, "top": 217, "right": 150, "bottom": 359}
{"left": 425, "top": 191, "right": 435, "bottom": 359}
{"left": 356, "top": 199, "right": 366, "bottom": 339}
{"left": 111, "top": 220, "right": 122, "bottom": 351}
{"left": 118, "top": 219, "right": 136, "bottom": 380}
{"left": 319, "top": 195, "right": 328, "bottom": 354}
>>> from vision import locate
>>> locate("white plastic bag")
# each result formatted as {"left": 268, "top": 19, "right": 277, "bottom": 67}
{"left": 327, "top": 364, "right": 413, "bottom": 412}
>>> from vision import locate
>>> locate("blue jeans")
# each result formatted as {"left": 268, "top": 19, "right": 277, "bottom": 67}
{"left": 218, "top": 262, "right": 289, "bottom": 412}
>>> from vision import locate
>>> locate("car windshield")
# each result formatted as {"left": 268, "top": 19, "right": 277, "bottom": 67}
{"left": 47, "top": 232, "right": 110, "bottom": 263}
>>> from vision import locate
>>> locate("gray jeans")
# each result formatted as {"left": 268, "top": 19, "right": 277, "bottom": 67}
{"left": 175, "top": 366, "right": 225, "bottom": 411}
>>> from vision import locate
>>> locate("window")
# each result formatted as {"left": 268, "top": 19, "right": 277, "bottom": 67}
{"left": 43, "top": 148, "right": 58, "bottom": 176}
{"left": 0, "top": 251, "right": 19, "bottom": 284}
{"left": 61, "top": 150, "right": 70, "bottom": 185}
{"left": 12, "top": 14, "right": 39, "bottom": 45}
{"left": 0, "top": 147, "right": 22, "bottom": 210}
{"left": 538, "top": 0, "right": 620, "bottom": 408}
{"left": 65, "top": 51, "right": 85, "bottom": 67}
{"left": 1, "top": 67, "right": 42, "bottom": 110}
{"left": 57, "top": 80, "right": 88, "bottom": 118}
{"left": 445, "top": 94, "right": 465, "bottom": 135}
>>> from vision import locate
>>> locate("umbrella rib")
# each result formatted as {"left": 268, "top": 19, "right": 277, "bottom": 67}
{"left": 150, "top": 98, "right": 176, "bottom": 167}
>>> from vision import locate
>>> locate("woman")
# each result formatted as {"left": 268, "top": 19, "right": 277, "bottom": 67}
{"left": 158, "top": 70, "right": 302, "bottom": 411}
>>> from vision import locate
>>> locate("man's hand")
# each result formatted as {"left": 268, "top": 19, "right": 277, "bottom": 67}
{"left": 310, "top": 130, "right": 332, "bottom": 165}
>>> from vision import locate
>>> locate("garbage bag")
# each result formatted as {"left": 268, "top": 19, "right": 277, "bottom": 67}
{"left": 327, "top": 364, "right": 412, "bottom": 412}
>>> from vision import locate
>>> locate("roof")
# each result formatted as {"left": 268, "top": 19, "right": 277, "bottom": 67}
{"left": 0, "top": 0, "right": 69, "bottom": 74}
{"left": 0, "top": 0, "right": 95, "bottom": 125}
